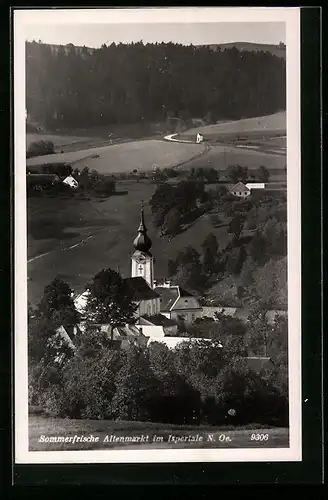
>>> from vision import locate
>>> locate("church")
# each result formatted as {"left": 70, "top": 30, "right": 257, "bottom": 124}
{"left": 72, "top": 202, "right": 202, "bottom": 343}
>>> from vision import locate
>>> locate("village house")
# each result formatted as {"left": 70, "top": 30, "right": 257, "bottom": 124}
{"left": 196, "top": 133, "right": 204, "bottom": 144}
{"left": 154, "top": 282, "right": 202, "bottom": 324}
{"left": 62, "top": 175, "right": 79, "bottom": 189}
{"left": 229, "top": 181, "right": 251, "bottom": 198}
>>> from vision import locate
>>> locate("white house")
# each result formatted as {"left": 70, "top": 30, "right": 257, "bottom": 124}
{"left": 196, "top": 133, "right": 204, "bottom": 144}
{"left": 154, "top": 282, "right": 202, "bottom": 325}
{"left": 63, "top": 175, "right": 79, "bottom": 189}
{"left": 229, "top": 182, "right": 251, "bottom": 198}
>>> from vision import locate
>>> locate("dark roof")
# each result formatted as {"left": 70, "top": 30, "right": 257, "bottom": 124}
{"left": 229, "top": 182, "right": 250, "bottom": 192}
{"left": 154, "top": 285, "right": 197, "bottom": 311}
{"left": 124, "top": 277, "right": 159, "bottom": 301}
{"left": 178, "top": 287, "right": 195, "bottom": 298}
{"left": 154, "top": 286, "right": 179, "bottom": 311}
{"left": 139, "top": 314, "right": 177, "bottom": 327}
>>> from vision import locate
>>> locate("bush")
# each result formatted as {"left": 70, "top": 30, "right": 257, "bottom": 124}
{"left": 27, "top": 140, "right": 54, "bottom": 158}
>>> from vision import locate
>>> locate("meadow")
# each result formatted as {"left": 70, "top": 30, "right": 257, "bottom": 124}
{"left": 178, "top": 112, "right": 286, "bottom": 138}
{"left": 27, "top": 179, "right": 233, "bottom": 305}
{"left": 26, "top": 139, "right": 205, "bottom": 173}
{"left": 26, "top": 112, "right": 287, "bottom": 304}
{"left": 29, "top": 415, "right": 289, "bottom": 451}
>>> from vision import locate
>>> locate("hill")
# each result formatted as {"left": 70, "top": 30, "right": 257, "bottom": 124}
{"left": 178, "top": 112, "right": 286, "bottom": 139}
{"left": 196, "top": 42, "right": 286, "bottom": 59}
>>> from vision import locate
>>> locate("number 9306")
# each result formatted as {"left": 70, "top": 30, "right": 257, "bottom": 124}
{"left": 250, "top": 433, "right": 269, "bottom": 441}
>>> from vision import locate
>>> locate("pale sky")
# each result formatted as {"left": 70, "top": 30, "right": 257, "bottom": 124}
{"left": 25, "top": 22, "right": 285, "bottom": 48}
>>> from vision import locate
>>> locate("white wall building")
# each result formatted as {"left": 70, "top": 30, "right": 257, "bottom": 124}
{"left": 63, "top": 175, "right": 79, "bottom": 189}
{"left": 245, "top": 183, "right": 266, "bottom": 190}
{"left": 229, "top": 182, "right": 251, "bottom": 198}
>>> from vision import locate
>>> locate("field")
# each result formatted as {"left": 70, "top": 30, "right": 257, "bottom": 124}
{"left": 27, "top": 180, "right": 233, "bottom": 305}
{"left": 29, "top": 415, "right": 289, "bottom": 451}
{"left": 179, "top": 112, "right": 286, "bottom": 138}
{"left": 26, "top": 139, "right": 205, "bottom": 174}
{"left": 26, "top": 112, "right": 287, "bottom": 304}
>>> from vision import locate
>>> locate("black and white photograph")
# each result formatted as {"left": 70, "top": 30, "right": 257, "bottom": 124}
{"left": 14, "top": 7, "right": 301, "bottom": 464}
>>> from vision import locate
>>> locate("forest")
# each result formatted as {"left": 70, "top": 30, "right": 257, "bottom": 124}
{"left": 26, "top": 41, "right": 286, "bottom": 129}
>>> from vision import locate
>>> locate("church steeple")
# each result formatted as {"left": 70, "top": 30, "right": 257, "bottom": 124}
{"left": 131, "top": 201, "right": 154, "bottom": 288}
{"left": 133, "top": 201, "right": 152, "bottom": 255}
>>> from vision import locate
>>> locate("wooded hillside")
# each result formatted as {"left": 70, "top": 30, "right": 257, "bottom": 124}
{"left": 26, "top": 41, "right": 286, "bottom": 129}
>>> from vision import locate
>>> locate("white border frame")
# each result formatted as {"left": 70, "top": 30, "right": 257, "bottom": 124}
{"left": 14, "top": 7, "right": 301, "bottom": 464}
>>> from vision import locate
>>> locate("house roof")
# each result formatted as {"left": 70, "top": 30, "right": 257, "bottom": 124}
{"left": 154, "top": 285, "right": 199, "bottom": 312}
{"left": 124, "top": 277, "right": 159, "bottom": 301}
{"left": 229, "top": 182, "right": 250, "bottom": 192}
{"left": 138, "top": 314, "right": 177, "bottom": 327}
{"left": 154, "top": 286, "right": 180, "bottom": 311}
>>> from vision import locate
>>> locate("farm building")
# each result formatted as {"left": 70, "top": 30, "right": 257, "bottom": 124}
{"left": 63, "top": 175, "right": 79, "bottom": 189}
{"left": 229, "top": 182, "right": 251, "bottom": 198}
{"left": 245, "top": 182, "right": 266, "bottom": 190}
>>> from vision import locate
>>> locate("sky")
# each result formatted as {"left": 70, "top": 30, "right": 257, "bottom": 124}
{"left": 24, "top": 22, "right": 285, "bottom": 48}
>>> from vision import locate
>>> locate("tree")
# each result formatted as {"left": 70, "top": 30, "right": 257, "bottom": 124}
{"left": 163, "top": 207, "right": 181, "bottom": 236}
{"left": 175, "top": 180, "right": 205, "bottom": 214}
{"left": 240, "top": 256, "right": 256, "bottom": 287}
{"left": 85, "top": 268, "right": 137, "bottom": 341}
{"left": 228, "top": 214, "right": 243, "bottom": 240}
{"left": 227, "top": 164, "right": 248, "bottom": 183}
{"left": 202, "top": 233, "right": 219, "bottom": 274}
{"left": 110, "top": 345, "right": 161, "bottom": 421}
{"left": 149, "top": 183, "right": 176, "bottom": 217}
{"left": 167, "top": 258, "right": 178, "bottom": 277}
{"left": 253, "top": 257, "right": 287, "bottom": 309}
{"left": 256, "top": 165, "right": 270, "bottom": 183}
{"left": 224, "top": 246, "right": 246, "bottom": 276}
{"left": 43, "top": 335, "right": 126, "bottom": 419}
{"left": 247, "top": 230, "right": 267, "bottom": 265}
{"left": 26, "top": 41, "right": 286, "bottom": 130}
{"left": 37, "top": 276, "right": 80, "bottom": 328}
{"left": 27, "top": 140, "right": 54, "bottom": 158}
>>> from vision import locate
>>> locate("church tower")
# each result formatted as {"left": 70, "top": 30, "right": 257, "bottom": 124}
{"left": 131, "top": 201, "right": 154, "bottom": 288}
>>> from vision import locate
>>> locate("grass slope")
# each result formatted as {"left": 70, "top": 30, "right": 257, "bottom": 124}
{"left": 26, "top": 139, "right": 205, "bottom": 174}
{"left": 27, "top": 180, "right": 233, "bottom": 305}
{"left": 178, "top": 112, "right": 286, "bottom": 138}
{"left": 29, "top": 416, "right": 289, "bottom": 451}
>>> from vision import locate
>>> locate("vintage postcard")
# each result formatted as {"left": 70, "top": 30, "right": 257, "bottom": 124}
{"left": 14, "top": 7, "right": 301, "bottom": 464}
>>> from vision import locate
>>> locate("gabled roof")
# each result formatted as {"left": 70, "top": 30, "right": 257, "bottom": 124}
{"left": 139, "top": 314, "right": 177, "bottom": 327}
{"left": 154, "top": 285, "right": 198, "bottom": 312}
{"left": 98, "top": 323, "right": 144, "bottom": 340}
{"left": 154, "top": 286, "right": 179, "bottom": 311}
{"left": 124, "top": 277, "right": 159, "bottom": 301}
{"left": 229, "top": 181, "right": 250, "bottom": 192}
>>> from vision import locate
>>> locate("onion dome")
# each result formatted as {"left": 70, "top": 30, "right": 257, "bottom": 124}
{"left": 133, "top": 201, "right": 152, "bottom": 254}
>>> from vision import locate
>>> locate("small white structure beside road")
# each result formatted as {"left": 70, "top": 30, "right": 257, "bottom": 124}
{"left": 63, "top": 175, "right": 79, "bottom": 189}
{"left": 246, "top": 183, "right": 266, "bottom": 190}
